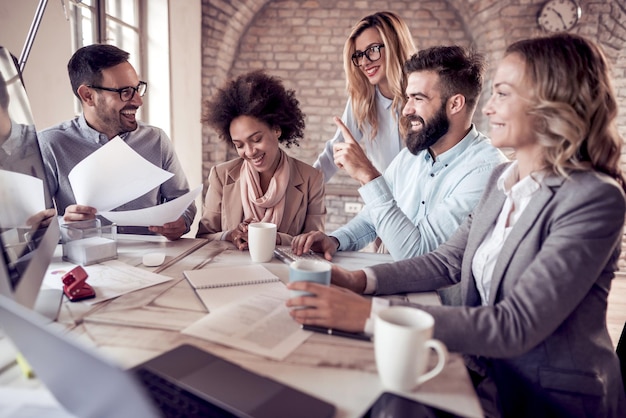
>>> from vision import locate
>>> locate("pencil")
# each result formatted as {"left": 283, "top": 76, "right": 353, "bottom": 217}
{"left": 16, "top": 352, "right": 35, "bottom": 378}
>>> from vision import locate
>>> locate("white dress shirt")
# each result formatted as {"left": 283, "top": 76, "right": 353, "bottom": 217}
{"left": 471, "top": 161, "right": 543, "bottom": 305}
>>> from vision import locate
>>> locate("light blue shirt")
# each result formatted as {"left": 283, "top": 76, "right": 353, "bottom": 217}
{"left": 332, "top": 125, "right": 508, "bottom": 261}
{"left": 37, "top": 114, "right": 196, "bottom": 233}
{"left": 313, "top": 87, "right": 404, "bottom": 182}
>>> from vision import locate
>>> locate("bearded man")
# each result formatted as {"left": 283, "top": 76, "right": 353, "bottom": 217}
{"left": 292, "top": 46, "right": 507, "bottom": 265}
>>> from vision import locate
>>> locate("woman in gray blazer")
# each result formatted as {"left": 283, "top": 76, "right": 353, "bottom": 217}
{"left": 287, "top": 34, "right": 626, "bottom": 417}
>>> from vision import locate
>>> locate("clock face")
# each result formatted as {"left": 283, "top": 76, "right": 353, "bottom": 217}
{"left": 538, "top": 0, "right": 581, "bottom": 32}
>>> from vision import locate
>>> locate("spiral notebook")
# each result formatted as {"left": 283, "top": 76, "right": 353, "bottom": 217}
{"left": 184, "top": 264, "right": 284, "bottom": 311}
{"left": 184, "top": 264, "right": 280, "bottom": 289}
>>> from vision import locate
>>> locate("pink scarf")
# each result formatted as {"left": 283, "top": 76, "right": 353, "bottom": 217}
{"left": 240, "top": 149, "right": 290, "bottom": 227}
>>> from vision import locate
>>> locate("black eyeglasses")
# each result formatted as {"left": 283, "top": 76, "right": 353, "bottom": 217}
{"left": 351, "top": 44, "right": 385, "bottom": 67}
{"left": 88, "top": 81, "right": 147, "bottom": 102}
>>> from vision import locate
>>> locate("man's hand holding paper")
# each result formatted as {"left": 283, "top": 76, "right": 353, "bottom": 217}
{"left": 63, "top": 204, "right": 97, "bottom": 222}
{"left": 66, "top": 137, "right": 198, "bottom": 234}
{"left": 99, "top": 185, "right": 201, "bottom": 227}
{"left": 68, "top": 137, "right": 173, "bottom": 211}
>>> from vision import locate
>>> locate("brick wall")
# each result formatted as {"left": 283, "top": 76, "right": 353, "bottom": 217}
{"left": 200, "top": 0, "right": 626, "bottom": 264}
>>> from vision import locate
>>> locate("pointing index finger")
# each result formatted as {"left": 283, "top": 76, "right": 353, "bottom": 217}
{"left": 334, "top": 116, "right": 357, "bottom": 144}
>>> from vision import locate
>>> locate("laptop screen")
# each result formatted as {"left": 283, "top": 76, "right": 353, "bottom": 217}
{"left": 0, "top": 293, "right": 161, "bottom": 417}
{"left": 0, "top": 45, "right": 62, "bottom": 318}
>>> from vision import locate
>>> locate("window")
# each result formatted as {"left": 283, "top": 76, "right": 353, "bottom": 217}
{"left": 69, "top": 0, "right": 142, "bottom": 68}
{"left": 67, "top": 0, "right": 176, "bottom": 136}
{"left": 68, "top": 0, "right": 144, "bottom": 115}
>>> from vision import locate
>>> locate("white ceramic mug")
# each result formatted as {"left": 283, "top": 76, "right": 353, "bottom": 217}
{"left": 374, "top": 306, "right": 447, "bottom": 392}
{"left": 247, "top": 222, "right": 277, "bottom": 262}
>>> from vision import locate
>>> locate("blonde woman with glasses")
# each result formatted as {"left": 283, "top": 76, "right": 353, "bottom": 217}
{"left": 313, "top": 11, "right": 416, "bottom": 182}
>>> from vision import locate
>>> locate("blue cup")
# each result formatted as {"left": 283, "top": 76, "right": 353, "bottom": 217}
{"left": 288, "top": 259, "right": 331, "bottom": 299}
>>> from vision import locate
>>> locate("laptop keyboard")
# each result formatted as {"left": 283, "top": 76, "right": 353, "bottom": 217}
{"left": 135, "top": 367, "right": 237, "bottom": 418}
{"left": 273, "top": 246, "right": 328, "bottom": 264}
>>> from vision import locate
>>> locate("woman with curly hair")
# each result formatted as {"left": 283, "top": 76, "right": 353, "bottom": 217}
{"left": 288, "top": 33, "right": 626, "bottom": 417}
{"left": 314, "top": 11, "right": 416, "bottom": 182}
{"left": 197, "top": 70, "right": 325, "bottom": 248}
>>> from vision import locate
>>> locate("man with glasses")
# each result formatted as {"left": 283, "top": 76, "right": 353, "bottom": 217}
{"left": 37, "top": 44, "right": 196, "bottom": 240}
{"left": 293, "top": 46, "right": 507, "bottom": 298}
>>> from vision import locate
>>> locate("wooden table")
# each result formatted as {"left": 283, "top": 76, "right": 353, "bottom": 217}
{"left": 0, "top": 238, "right": 483, "bottom": 418}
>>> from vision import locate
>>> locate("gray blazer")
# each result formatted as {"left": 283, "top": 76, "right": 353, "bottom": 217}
{"left": 370, "top": 163, "right": 626, "bottom": 417}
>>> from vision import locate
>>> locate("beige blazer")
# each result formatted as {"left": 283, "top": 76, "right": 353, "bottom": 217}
{"left": 197, "top": 154, "right": 326, "bottom": 245}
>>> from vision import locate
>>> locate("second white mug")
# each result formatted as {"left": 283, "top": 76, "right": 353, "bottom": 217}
{"left": 374, "top": 306, "right": 447, "bottom": 392}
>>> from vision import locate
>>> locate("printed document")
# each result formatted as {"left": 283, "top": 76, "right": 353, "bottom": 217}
{"left": 43, "top": 259, "right": 174, "bottom": 305}
{"left": 182, "top": 288, "right": 312, "bottom": 361}
{"left": 68, "top": 137, "right": 173, "bottom": 211}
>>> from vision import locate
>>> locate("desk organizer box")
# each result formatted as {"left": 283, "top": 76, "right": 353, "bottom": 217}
{"left": 61, "top": 219, "right": 117, "bottom": 265}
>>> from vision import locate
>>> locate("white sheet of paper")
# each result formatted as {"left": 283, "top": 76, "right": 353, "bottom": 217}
{"left": 0, "top": 387, "right": 73, "bottom": 418}
{"left": 182, "top": 289, "right": 312, "bottom": 361}
{"left": 99, "top": 185, "right": 201, "bottom": 226}
{"left": 43, "top": 259, "right": 174, "bottom": 305}
{"left": 0, "top": 169, "right": 45, "bottom": 227}
{"left": 68, "top": 136, "right": 173, "bottom": 211}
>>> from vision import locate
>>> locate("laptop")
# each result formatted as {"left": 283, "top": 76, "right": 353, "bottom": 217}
{"left": 0, "top": 45, "right": 64, "bottom": 321}
{"left": 0, "top": 294, "right": 336, "bottom": 418}
{"left": 273, "top": 246, "right": 328, "bottom": 265}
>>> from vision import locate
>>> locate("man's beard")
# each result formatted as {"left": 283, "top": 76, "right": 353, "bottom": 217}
{"left": 405, "top": 103, "right": 450, "bottom": 155}
{"left": 95, "top": 95, "right": 138, "bottom": 136}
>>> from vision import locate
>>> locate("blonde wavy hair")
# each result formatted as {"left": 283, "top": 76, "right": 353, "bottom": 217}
{"left": 343, "top": 11, "right": 416, "bottom": 140}
{"left": 506, "top": 33, "right": 625, "bottom": 190}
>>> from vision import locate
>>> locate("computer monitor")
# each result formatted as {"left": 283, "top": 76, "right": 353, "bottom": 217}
{"left": 0, "top": 45, "right": 62, "bottom": 320}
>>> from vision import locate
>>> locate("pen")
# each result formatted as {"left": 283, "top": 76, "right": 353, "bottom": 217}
{"left": 302, "top": 324, "right": 372, "bottom": 342}
{"left": 16, "top": 352, "right": 35, "bottom": 379}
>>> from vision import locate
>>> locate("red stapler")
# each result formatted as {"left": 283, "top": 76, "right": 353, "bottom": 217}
{"left": 62, "top": 266, "right": 96, "bottom": 302}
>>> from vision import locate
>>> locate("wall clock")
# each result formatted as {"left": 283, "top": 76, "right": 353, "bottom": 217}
{"left": 537, "top": 0, "right": 582, "bottom": 33}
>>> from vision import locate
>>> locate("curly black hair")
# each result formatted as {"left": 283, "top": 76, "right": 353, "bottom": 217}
{"left": 202, "top": 70, "right": 305, "bottom": 148}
